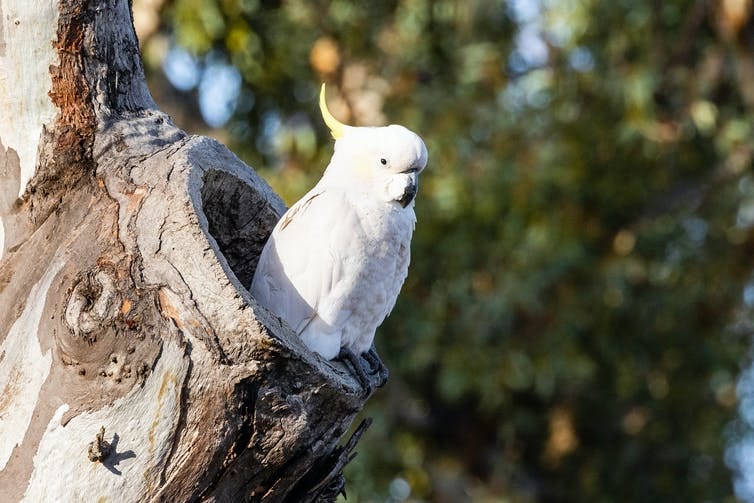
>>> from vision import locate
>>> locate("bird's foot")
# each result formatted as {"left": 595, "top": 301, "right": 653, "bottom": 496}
{"left": 363, "top": 345, "right": 389, "bottom": 388}
{"left": 337, "top": 346, "right": 389, "bottom": 397}
{"left": 337, "top": 348, "right": 372, "bottom": 397}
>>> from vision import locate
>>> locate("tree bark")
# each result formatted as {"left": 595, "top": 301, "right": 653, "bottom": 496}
{"left": 0, "top": 1, "right": 377, "bottom": 501}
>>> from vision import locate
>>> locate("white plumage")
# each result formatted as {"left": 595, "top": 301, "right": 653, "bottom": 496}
{"left": 251, "top": 85, "right": 428, "bottom": 361}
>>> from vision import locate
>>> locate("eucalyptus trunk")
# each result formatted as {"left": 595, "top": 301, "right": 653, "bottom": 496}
{"left": 0, "top": 1, "right": 375, "bottom": 501}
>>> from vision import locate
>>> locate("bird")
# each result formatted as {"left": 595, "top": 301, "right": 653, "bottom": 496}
{"left": 250, "top": 84, "right": 428, "bottom": 394}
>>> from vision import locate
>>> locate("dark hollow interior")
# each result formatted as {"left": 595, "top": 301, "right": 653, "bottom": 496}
{"left": 200, "top": 170, "right": 281, "bottom": 287}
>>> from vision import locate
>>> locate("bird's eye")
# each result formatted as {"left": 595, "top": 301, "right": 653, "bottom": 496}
{"left": 380, "top": 158, "right": 388, "bottom": 166}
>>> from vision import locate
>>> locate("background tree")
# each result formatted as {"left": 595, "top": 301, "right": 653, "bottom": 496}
{"left": 134, "top": 0, "right": 754, "bottom": 501}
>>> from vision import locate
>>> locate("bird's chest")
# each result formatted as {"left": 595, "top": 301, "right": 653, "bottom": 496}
{"left": 339, "top": 203, "right": 413, "bottom": 264}
{"left": 328, "top": 200, "right": 415, "bottom": 346}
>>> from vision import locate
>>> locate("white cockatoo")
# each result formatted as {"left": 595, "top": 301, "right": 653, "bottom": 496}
{"left": 251, "top": 84, "right": 427, "bottom": 391}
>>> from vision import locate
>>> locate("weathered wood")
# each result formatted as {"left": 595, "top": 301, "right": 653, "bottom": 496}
{"left": 0, "top": 0, "right": 378, "bottom": 501}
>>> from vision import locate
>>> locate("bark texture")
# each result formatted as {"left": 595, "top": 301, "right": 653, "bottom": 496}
{"left": 0, "top": 1, "right": 379, "bottom": 501}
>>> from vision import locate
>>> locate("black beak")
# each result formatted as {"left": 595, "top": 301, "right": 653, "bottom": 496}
{"left": 397, "top": 179, "right": 418, "bottom": 208}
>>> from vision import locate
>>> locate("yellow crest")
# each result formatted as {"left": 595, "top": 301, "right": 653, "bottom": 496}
{"left": 319, "top": 83, "right": 346, "bottom": 140}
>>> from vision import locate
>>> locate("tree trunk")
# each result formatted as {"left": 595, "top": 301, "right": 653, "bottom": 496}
{"left": 0, "top": 1, "right": 377, "bottom": 501}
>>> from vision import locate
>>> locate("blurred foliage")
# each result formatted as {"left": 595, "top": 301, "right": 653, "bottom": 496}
{"left": 136, "top": 0, "right": 754, "bottom": 500}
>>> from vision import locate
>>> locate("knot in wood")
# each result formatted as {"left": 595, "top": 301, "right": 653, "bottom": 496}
{"left": 65, "top": 266, "right": 120, "bottom": 342}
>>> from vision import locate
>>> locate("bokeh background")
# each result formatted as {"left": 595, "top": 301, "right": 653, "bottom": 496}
{"left": 132, "top": 0, "right": 754, "bottom": 501}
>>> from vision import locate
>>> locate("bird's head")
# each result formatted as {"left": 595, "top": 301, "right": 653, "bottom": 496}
{"left": 319, "top": 84, "right": 428, "bottom": 208}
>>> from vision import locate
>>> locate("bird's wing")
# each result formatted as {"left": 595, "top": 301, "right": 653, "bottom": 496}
{"left": 251, "top": 188, "right": 355, "bottom": 337}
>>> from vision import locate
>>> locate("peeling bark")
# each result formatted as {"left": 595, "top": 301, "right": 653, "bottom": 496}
{"left": 0, "top": 1, "right": 379, "bottom": 501}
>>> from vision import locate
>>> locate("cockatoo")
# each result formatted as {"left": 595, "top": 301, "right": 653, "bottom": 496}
{"left": 251, "top": 84, "right": 428, "bottom": 393}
